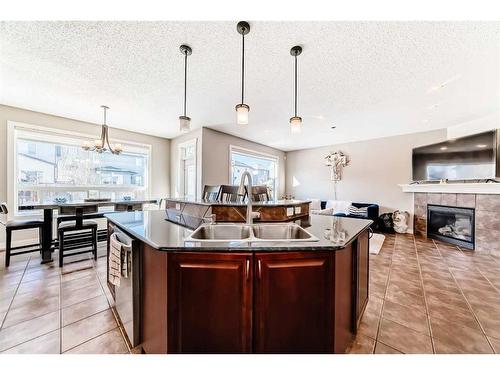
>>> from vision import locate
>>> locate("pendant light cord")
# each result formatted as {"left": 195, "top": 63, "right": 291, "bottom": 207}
{"left": 294, "top": 54, "right": 298, "bottom": 117}
{"left": 241, "top": 31, "right": 245, "bottom": 104}
{"left": 183, "top": 52, "right": 188, "bottom": 117}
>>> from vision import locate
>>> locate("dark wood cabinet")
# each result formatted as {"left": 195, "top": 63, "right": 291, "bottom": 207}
{"left": 254, "top": 252, "right": 334, "bottom": 353}
{"left": 167, "top": 252, "right": 253, "bottom": 353}
{"left": 354, "top": 230, "right": 369, "bottom": 329}
{"left": 333, "top": 244, "right": 354, "bottom": 352}
{"left": 141, "top": 243, "right": 168, "bottom": 354}
{"left": 130, "top": 227, "right": 370, "bottom": 354}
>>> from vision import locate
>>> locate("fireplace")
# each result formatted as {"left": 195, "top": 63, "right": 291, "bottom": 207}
{"left": 427, "top": 204, "right": 475, "bottom": 250}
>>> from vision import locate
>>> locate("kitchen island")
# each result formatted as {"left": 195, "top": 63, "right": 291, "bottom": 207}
{"left": 105, "top": 210, "right": 371, "bottom": 354}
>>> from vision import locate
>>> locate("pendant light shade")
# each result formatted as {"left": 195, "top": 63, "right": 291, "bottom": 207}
{"left": 179, "top": 115, "right": 191, "bottom": 132}
{"left": 290, "top": 116, "right": 302, "bottom": 134}
{"left": 290, "top": 45, "right": 303, "bottom": 134}
{"left": 235, "top": 103, "right": 249, "bottom": 125}
{"left": 236, "top": 21, "right": 250, "bottom": 125}
{"left": 179, "top": 44, "right": 192, "bottom": 132}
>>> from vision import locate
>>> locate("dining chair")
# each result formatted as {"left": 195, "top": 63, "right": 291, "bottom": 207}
{"left": 250, "top": 185, "right": 270, "bottom": 202}
{"left": 202, "top": 185, "right": 221, "bottom": 201}
{"left": 57, "top": 205, "right": 98, "bottom": 267}
{"left": 219, "top": 185, "right": 245, "bottom": 203}
{"left": 0, "top": 202, "right": 44, "bottom": 267}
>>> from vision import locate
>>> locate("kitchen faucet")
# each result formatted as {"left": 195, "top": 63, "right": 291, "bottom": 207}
{"left": 239, "top": 171, "right": 260, "bottom": 224}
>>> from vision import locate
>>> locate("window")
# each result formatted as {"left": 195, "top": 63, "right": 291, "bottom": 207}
{"left": 230, "top": 146, "right": 278, "bottom": 199}
{"left": 178, "top": 139, "right": 197, "bottom": 200}
{"left": 9, "top": 122, "right": 151, "bottom": 214}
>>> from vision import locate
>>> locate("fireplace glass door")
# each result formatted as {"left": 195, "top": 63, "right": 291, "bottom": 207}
{"left": 427, "top": 204, "right": 475, "bottom": 250}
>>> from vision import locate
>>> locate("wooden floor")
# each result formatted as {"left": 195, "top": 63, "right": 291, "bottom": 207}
{"left": 1, "top": 233, "right": 500, "bottom": 354}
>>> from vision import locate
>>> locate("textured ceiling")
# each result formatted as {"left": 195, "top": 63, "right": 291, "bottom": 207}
{"left": 1, "top": 21, "right": 499, "bottom": 151}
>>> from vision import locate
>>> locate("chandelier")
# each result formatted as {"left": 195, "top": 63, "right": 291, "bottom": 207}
{"left": 82, "top": 105, "right": 123, "bottom": 154}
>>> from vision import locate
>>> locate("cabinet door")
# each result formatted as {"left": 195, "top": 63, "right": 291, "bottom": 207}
{"left": 254, "top": 252, "right": 333, "bottom": 353}
{"left": 167, "top": 252, "right": 252, "bottom": 353}
{"left": 355, "top": 230, "right": 369, "bottom": 328}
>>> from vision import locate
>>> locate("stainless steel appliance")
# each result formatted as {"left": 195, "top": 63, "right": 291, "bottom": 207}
{"left": 110, "top": 226, "right": 141, "bottom": 348}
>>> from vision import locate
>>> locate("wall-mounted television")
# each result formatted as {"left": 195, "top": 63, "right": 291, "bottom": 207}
{"left": 412, "top": 130, "right": 500, "bottom": 182}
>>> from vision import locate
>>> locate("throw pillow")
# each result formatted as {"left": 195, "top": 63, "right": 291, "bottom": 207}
{"left": 326, "top": 200, "right": 352, "bottom": 215}
{"left": 308, "top": 198, "right": 321, "bottom": 211}
{"left": 348, "top": 205, "right": 368, "bottom": 217}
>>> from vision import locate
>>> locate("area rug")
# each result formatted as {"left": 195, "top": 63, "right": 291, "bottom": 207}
{"left": 369, "top": 233, "right": 385, "bottom": 255}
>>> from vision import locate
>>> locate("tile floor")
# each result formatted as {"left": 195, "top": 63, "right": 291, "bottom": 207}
{"left": 1, "top": 234, "right": 500, "bottom": 354}
{"left": 0, "top": 244, "right": 130, "bottom": 354}
{"left": 348, "top": 234, "right": 500, "bottom": 354}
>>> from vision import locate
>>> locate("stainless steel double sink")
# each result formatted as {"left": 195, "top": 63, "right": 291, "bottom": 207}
{"left": 185, "top": 223, "right": 319, "bottom": 243}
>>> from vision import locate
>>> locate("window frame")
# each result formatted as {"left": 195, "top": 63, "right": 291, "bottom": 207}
{"left": 176, "top": 138, "right": 198, "bottom": 200}
{"left": 7, "top": 121, "right": 152, "bottom": 217}
{"left": 228, "top": 144, "right": 279, "bottom": 200}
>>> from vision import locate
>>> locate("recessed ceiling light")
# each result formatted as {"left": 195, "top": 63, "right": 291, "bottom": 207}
{"left": 422, "top": 119, "right": 429, "bottom": 124}
{"left": 440, "top": 146, "right": 448, "bottom": 150}
{"left": 331, "top": 126, "right": 336, "bottom": 129}
{"left": 476, "top": 144, "right": 487, "bottom": 148}
{"left": 427, "top": 74, "right": 462, "bottom": 93}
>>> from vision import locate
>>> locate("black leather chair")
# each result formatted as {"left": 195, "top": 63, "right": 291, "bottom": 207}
{"left": 250, "top": 185, "right": 270, "bottom": 202}
{"left": 219, "top": 185, "right": 245, "bottom": 203}
{"left": 57, "top": 205, "right": 98, "bottom": 267}
{"left": 202, "top": 185, "right": 221, "bottom": 202}
{"left": 0, "top": 202, "right": 44, "bottom": 267}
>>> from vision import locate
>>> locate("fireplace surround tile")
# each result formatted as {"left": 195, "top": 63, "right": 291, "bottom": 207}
{"left": 476, "top": 210, "right": 500, "bottom": 231}
{"left": 476, "top": 194, "right": 500, "bottom": 212}
{"left": 415, "top": 193, "right": 427, "bottom": 206}
{"left": 427, "top": 193, "right": 442, "bottom": 205}
{"left": 413, "top": 192, "right": 500, "bottom": 255}
{"left": 456, "top": 194, "right": 476, "bottom": 208}
{"left": 441, "top": 194, "right": 457, "bottom": 207}
{"left": 475, "top": 229, "right": 500, "bottom": 254}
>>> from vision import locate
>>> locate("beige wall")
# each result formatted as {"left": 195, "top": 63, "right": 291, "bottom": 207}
{"left": 285, "top": 129, "right": 447, "bottom": 228}
{"left": 0, "top": 104, "right": 170, "bottom": 248}
{"left": 201, "top": 128, "right": 286, "bottom": 198}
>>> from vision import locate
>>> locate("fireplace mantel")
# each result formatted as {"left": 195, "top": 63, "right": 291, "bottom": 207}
{"left": 399, "top": 183, "right": 500, "bottom": 194}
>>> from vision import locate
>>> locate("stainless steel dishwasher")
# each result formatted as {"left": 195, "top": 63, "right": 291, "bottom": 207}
{"left": 111, "top": 227, "right": 141, "bottom": 348}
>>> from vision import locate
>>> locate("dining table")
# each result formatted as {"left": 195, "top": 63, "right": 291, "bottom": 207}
{"left": 18, "top": 198, "right": 159, "bottom": 264}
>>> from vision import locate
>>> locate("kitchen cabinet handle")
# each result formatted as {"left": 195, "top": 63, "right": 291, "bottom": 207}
{"left": 257, "top": 259, "right": 262, "bottom": 279}
{"left": 246, "top": 259, "right": 250, "bottom": 280}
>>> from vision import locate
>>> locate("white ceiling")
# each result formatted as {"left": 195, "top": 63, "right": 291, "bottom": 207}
{"left": 1, "top": 21, "right": 499, "bottom": 151}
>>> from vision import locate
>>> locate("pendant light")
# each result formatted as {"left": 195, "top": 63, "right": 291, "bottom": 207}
{"left": 82, "top": 105, "right": 123, "bottom": 154}
{"left": 179, "top": 44, "right": 192, "bottom": 132}
{"left": 235, "top": 21, "right": 250, "bottom": 125}
{"left": 290, "top": 45, "right": 303, "bottom": 135}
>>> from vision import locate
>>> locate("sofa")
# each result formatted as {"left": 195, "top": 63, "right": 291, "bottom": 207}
{"left": 311, "top": 200, "right": 379, "bottom": 228}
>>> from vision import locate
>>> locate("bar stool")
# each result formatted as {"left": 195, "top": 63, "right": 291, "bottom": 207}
{"left": 219, "top": 185, "right": 245, "bottom": 203}
{"left": 57, "top": 205, "right": 98, "bottom": 267}
{"left": 0, "top": 202, "right": 44, "bottom": 267}
{"left": 202, "top": 185, "right": 221, "bottom": 201}
{"left": 250, "top": 185, "right": 270, "bottom": 202}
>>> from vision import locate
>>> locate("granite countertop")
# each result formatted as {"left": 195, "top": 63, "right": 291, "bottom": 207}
{"left": 165, "top": 198, "right": 311, "bottom": 207}
{"left": 105, "top": 210, "right": 372, "bottom": 252}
